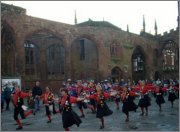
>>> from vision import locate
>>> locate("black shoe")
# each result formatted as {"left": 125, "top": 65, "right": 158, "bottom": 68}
{"left": 22, "top": 117, "right": 26, "bottom": 120}
{"left": 92, "top": 110, "right": 96, "bottom": 114}
{"left": 125, "top": 118, "right": 129, "bottom": 122}
{"left": 100, "top": 125, "right": 104, "bottom": 129}
{"left": 16, "top": 126, "right": 23, "bottom": 130}
{"left": 140, "top": 113, "right": 144, "bottom": 116}
{"left": 79, "top": 115, "right": 85, "bottom": 118}
{"left": 47, "top": 120, "right": 51, "bottom": 123}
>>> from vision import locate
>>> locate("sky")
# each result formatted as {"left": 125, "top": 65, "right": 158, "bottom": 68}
{"left": 2, "top": 1, "right": 179, "bottom": 35}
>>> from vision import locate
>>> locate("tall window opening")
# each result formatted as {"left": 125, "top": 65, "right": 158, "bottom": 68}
{"left": 162, "top": 40, "right": 178, "bottom": 71}
{"left": 80, "top": 39, "right": 85, "bottom": 60}
{"left": 46, "top": 44, "right": 65, "bottom": 75}
{"left": 24, "top": 40, "right": 38, "bottom": 76}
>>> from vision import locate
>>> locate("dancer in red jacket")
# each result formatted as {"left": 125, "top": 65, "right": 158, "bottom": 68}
{"left": 88, "top": 81, "right": 97, "bottom": 113}
{"left": 59, "top": 88, "right": 84, "bottom": 131}
{"left": 154, "top": 85, "right": 165, "bottom": 112}
{"left": 121, "top": 86, "right": 138, "bottom": 122}
{"left": 135, "top": 81, "right": 151, "bottom": 116}
{"left": 76, "top": 81, "right": 94, "bottom": 117}
{"left": 112, "top": 84, "right": 121, "bottom": 110}
{"left": 41, "top": 86, "right": 55, "bottom": 123}
{"left": 87, "top": 84, "right": 113, "bottom": 129}
{"left": 168, "top": 84, "right": 177, "bottom": 108}
{"left": 11, "top": 85, "right": 33, "bottom": 130}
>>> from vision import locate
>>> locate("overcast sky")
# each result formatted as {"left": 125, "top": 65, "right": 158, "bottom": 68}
{"left": 2, "top": 1, "right": 179, "bottom": 35}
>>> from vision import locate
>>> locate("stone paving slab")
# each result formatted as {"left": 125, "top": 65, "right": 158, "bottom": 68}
{"left": 1, "top": 95, "right": 179, "bottom": 131}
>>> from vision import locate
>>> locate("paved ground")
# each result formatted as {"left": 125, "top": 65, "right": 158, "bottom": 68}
{"left": 1, "top": 94, "right": 179, "bottom": 131}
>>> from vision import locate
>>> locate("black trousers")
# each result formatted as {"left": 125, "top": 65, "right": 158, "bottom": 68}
{"left": 45, "top": 105, "right": 51, "bottom": 116}
{"left": 14, "top": 106, "right": 25, "bottom": 120}
{"left": 1, "top": 101, "right": 4, "bottom": 110}
{"left": 5, "top": 98, "right": 11, "bottom": 110}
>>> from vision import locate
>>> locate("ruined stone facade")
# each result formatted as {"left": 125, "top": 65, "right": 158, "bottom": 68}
{"left": 1, "top": 3, "right": 179, "bottom": 92}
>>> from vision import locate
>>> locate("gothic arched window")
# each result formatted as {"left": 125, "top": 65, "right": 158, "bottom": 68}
{"left": 131, "top": 46, "right": 146, "bottom": 82}
{"left": 46, "top": 44, "right": 65, "bottom": 75}
{"left": 110, "top": 44, "right": 118, "bottom": 57}
{"left": 132, "top": 53, "right": 144, "bottom": 72}
{"left": 162, "top": 40, "right": 178, "bottom": 71}
{"left": 24, "top": 40, "right": 39, "bottom": 76}
{"left": 1, "top": 22, "right": 16, "bottom": 76}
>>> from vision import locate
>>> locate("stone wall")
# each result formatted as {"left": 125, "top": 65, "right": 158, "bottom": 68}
{"left": 1, "top": 3, "right": 179, "bottom": 91}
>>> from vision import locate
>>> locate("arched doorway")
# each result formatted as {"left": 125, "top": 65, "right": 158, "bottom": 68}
{"left": 131, "top": 46, "right": 146, "bottom": 83}
{"left": 111, "top": 67, "right": 123, "bottom": 83}
{"left": 1, "top": 22, "right": 16, "bottom": 76}
{"left": 71, "top": 37, "right": 98, "bottom": 80}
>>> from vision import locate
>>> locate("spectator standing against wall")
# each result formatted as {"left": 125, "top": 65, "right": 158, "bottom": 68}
{"left": 4, "top": 82, "right": 12, "bottom": 110}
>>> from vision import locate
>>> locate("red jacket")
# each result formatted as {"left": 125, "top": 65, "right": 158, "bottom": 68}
{"left": 59, "top": 96, "right": 78, "bottom": 106}
{"left": 12, "top": 91, "right": 29, "bottom": 107}
{"left": 134, "top": 85, "right": 152, "bottom": 94}
{"left": 42, "top": 92, "right": 54, "bottom": 104}
{"left": 121, "top": 91, "right": 136, "bottom": 101}
{"left": 89, "top": 92, "right": 110, "bottom": 103}
{"left": 76, "top": 85, "right": 89, "bottom": 96}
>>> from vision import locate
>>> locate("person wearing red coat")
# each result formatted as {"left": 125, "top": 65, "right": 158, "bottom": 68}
{"left": 76, "top": 81, "right": 93, "bottom": 118}
{"left": 154, "top": 85, "right": 165, "bottom": 112}
{"left": 121, "top": 86, "right": 138, "bottom": 122}
{"left": 88, "top": 84, "right": 113, "bottom": 129}
{"left": 59, "top": 88, "right": 83, "bottom": 131}
{"left": 88, "top": 82, "right": 97, "bottom": 113}
{"left": 112, "top": 84, "right": 121, "bottom": 110}
{"left": 11, "top": 85, "right": 33, "bottom": 130}
{"left": 168, "top": 84, "right": 177, "bottom": 108}
{"left": 136, "top": 81, "right": 151, "bottom": 116}
{"left": 41, "top": 86, "right": 55, "bottom": 123}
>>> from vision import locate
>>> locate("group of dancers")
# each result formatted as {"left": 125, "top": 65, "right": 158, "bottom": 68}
{"left": 9, "top": 79, "right": 179, "bottom": 131}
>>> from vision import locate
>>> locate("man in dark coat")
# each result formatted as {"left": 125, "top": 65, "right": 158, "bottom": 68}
{"left": 32, "top": 81, "right": 42, "bottom": 114}
{"left": 4, "top": 82, "right": 12, "bottom": 110}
